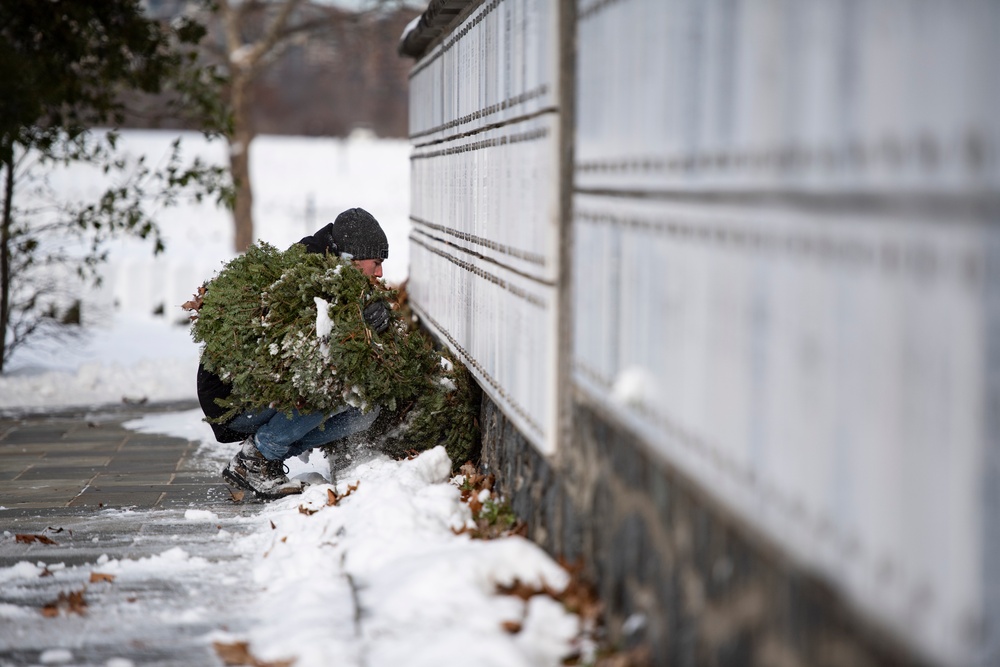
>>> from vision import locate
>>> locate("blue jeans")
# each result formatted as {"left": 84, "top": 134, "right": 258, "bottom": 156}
{"left": 228, "top": 405, "right": 380, "bottom": 461}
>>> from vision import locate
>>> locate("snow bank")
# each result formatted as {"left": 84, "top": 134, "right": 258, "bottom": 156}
{"left": 238, "top": 447, "right": 579, "bottom": 667}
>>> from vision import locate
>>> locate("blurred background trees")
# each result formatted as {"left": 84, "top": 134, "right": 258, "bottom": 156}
{"left": 0, "top": 0, "right": 418, "bottom": 373}
{"left": 138, "top": 0, "right": 420, "bottom": 251}
{"left": 0, "top": 1, "right": 231, "bottom": 373}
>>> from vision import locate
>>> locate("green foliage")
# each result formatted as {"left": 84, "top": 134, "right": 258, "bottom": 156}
{"left": 479, "top": 499, "right": 518, "bottom": 531}
{"left": 0, "top": 130, "right": 231, "bottom": 369}
{"left": 0, "top": 1, "right": 232, "bottom": 372}
{"left": 0, "top": 0, "right": 228, "bottom": 140}
{"left": 191, "top": 243, "right": 479, "bottom": 464}
{"left": 372, "top": 353, "right": 481, "bottom": 467}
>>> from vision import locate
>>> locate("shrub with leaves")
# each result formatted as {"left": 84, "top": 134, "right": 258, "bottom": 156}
{"left": 188, "top": 242, "right": 478, "bottom": 464}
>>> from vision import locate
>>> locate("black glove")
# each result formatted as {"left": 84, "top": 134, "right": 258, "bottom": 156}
{"left": 363, "top": 300, "right": 391, "bottom": 334}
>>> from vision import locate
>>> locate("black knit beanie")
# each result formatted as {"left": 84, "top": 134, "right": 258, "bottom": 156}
{"left": 329, "top": 207, "right": 389, "bottom": 260}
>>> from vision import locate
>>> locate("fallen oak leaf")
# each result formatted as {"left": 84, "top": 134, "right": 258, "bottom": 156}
{"left": 15, "top": 534, "right": 57, "bottom": 545}
{"left": 213, "top": 640, "right": 295, "bottom": 667}
{"left": 326, "top": 481, "right": 360, "bottom": 506}
{"left": 41, "top": 589, "right": 87, "bottom": 617}
{"left": 181, "top": 285, "right": 207, "bottom": 313}
{"left": 501, "top": 620, "right": 523, "bottom": 634}
{"left": 228, "top": 488, "right": 246, "bottom": 503}
{"left": 89, "top": 572, "right": 115, "bottom": 584}
{"left": 551, "top": 557, "right": 604, "bottom": 623}
{"left": 214, "top": 641, "right": 253, "bottom": 666}
{"left": 496, "top": 579, "right": 542, "bottom": 601}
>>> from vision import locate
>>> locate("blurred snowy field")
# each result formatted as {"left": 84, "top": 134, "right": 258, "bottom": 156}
{"left": 0, "top": 130, "right": 411, "bottom": 412}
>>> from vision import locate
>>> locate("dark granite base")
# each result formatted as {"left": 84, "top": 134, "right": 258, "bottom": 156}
{"left": 480, "top": 393, "right": 924, "bottom": 667}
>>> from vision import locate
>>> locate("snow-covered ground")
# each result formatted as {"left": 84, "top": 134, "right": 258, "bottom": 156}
{"left": 0, "top": 131, "right": 591, "bottom": 665}
{"left": 122, "top": 412, "right": 584, "bottom": 667}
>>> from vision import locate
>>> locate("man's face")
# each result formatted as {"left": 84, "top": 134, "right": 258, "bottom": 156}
{"left": 354, "top": 258, "right": 384, "bottom": 279}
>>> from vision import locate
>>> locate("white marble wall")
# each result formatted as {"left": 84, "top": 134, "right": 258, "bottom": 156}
{"left": 408, "top": 0, "right": 1000, "bottom": 662}
{"left": 407, "top": 0, "right": 561, "bottom": 452}
{"left": 573, "top": 0, "right": 1000, "bottom": 664}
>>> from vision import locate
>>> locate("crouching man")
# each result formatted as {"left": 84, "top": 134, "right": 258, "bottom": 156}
{"left": 197, "top": 207, "right": 393, "bottom": 499}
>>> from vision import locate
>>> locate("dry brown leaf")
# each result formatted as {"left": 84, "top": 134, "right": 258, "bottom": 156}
{"left": 326, "top": 481, "right": 360, "bottom": 507}
{"left": 298, "top": 505, "right": 318, "bottom": 516}
{"left": 213, "top": 640, "right": 296, "bottom": 667}
{"left": 90, "top": 572, "right": 115, "bottom": 584}
{"left": 181, "top": 285, "right": 207, "bottom": 313}
{"left": 15, "top": 534, "right": 57, "bottom": 545}
{"left": 592, "top": 646, "right": 653, "bottom": 667}
{"left": 228, "top": 488, "right": 245, "bottom": 503}
{"left": 270, "top": 520, "right": 277, "bottom": 530}
{"left": 41, "top": 589, "right": 87, "bottom": 617}
{"left": 497, "top": 579, "right": 542, "bottom": 601}
{"left": 554, "top": 558, "right": 603, "bottom": 623}
{"left": 501, "top": 620, "right": 523, "bottom": 634}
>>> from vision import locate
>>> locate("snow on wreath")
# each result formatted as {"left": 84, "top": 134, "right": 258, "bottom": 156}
{"left": 184, "top": 242, "right": 479, "bottom": 466}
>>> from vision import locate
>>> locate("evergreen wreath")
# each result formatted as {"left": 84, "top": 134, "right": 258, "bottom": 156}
{"left": 186, "top": 242, "right": 478, "bottom": 465}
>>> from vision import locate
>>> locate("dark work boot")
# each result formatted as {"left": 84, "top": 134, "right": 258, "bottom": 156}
{"left": 222, "top": 438, "right": 304, "bottom": 499}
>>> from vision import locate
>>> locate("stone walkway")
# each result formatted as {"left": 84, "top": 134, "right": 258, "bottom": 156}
{"left": 0, "top": 403, "right": 263, "bottom": 667}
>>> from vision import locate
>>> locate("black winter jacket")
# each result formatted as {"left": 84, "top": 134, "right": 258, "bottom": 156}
{"left": 196, "top": 226, "right": 340, "bottom": 442}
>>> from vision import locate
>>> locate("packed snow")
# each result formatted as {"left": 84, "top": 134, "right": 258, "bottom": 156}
{"left": 0, "top": 131, "right": 590, "bottom": 665}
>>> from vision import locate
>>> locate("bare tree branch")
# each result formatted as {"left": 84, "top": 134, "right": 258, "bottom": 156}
{"left": 216, "top": 0, "right": 245, "bottom": 71}
{"left": 244, "top": 0, "right": 305, "bottom": 72}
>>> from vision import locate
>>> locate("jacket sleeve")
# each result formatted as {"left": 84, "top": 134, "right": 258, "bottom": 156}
{"left": 297, "top": 223, "right": 338, "bottom": 256}
{"left": 197, "top": 363, "right": 247, "bottom": 443}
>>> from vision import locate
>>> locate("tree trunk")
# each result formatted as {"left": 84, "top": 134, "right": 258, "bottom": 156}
{"left": 0, "top": 141, "right": 15, "bottom": 373}
{"left": 217, "top": 0, "right": 311, "bottom": 253}
{"left": 230, "top": 73, "right": 255, "bottom": 253}
{"left": 229, "top": 132, "right": 254, "bottom": 252}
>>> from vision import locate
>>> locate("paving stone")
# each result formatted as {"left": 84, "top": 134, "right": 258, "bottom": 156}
{"left": 0, "top": 402, "right": 285, "bottom": 665}
{"left": 0, "top": 428, "right": 72, "bottom": 444}
{"left": 91, "top": 472, "right": 175, "bottom": 486}
{"left": 69, "top": 490, "right": 166, "bottom": 508}
{"left": 16, "top": 465, "right": 107, "bottom": 480}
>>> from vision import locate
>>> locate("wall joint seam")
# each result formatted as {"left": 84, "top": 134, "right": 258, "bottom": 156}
{"left": 410, "top": 303, "right": 545, "bottom": 438}
{"left": 412, "top": 107, "right": 559, "bottom": 152}
{"left": 410, "top": 229, "right": 556, "bottom": 290}
{"left": 410, "top": 215, "right": 547, "bottom": 267}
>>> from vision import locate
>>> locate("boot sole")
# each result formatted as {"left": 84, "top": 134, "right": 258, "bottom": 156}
{"left": 222, "top": 466, "right": 301, "bottom": 500}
